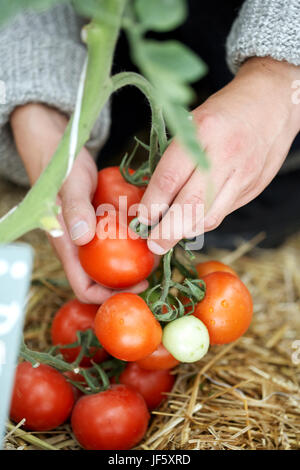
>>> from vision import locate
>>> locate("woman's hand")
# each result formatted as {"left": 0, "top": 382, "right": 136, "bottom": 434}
{"left": 139, "top": 58, "right": 300, "bottom": 254}
{"left": 10, "top": 103, "right": 148, "bottom": 303}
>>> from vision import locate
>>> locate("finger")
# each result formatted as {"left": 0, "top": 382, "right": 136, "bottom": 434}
{"left": 145, "top": 166, "right": 212, "bottom": 254}
{"left": 203, "top": 173, "right": 240, "bottom": 232}
{"left": 48, "top": 223, "right": 112, "bottom": 304}
{"left": 50, "top": 217, "right": 149, "bottom": 304}
{"left": 117, "top": 280, "right": 149, "bottom": 295}
{"left": 138, "top": 139, "right": 196, "bottom": 226}
{"left": 60, "top": 150, "right": 97, "bottom": 246}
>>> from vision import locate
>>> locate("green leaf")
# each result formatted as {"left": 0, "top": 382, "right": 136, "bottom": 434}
{"left": 153, "top": 74, "right": 193, "bottom": 105}
{"left": 165, "top": 104, "right": 209, "bottom": 169}
{"left": 141, "top": 40, "right": 207, "bottom": 84}
{"left": 135, "top": 0, "right": 187, "bottom": 32}
{"left": 0, "top": 0, "right": 67, "bottom": 25}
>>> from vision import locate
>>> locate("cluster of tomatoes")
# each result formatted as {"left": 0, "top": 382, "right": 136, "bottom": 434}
{"left": 10, "top": 299, "right": 178, "bottom": 450}
{"left": 10, "top": 167, "right": 253, "bottom": 450}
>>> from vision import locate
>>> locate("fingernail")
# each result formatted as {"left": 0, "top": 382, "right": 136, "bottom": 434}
{"left": 70, "top": 220, "right": 89, "bottom": 240}
{"left": 147, "top": 240, "right": 167, "bottom": 255}
{"left": 204, "top": 215, "right": 218, "bottom": 230}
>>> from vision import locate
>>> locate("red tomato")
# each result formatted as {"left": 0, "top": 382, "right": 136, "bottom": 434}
{"left": 10, "top": 362, "right": 74, "bottom": 431}
{"left": 182, "top": 261, "right": 236, "bottom": 315}
{"left": 92, "top": 166, "right": 145, "bottom": 220}
{"left": 78, "top": 214, "right": 154, "bottom": 289}
{"left": 71, "top": 384, "right": 149, "bottom": 450}
{"left": 51, "top": 299, "right": 108, "bottom": 367}
{"left": 196, "top": 260, "right": 237, "bottom": 278}
{"left": 136, "top": 343, "right": 179, "bottom": 370}
{"left": 119, "top": 363, "right": 175, "bottom": 410}
{"left": 194, "top": 272, "right": 253, "bottom": 345}
{"left": 94, "top": 293, "right": 162, "bottom": 361}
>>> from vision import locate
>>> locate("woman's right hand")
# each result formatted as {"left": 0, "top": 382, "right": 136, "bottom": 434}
{"left": 10, "top": 103, "right": 148, "bottom": 303}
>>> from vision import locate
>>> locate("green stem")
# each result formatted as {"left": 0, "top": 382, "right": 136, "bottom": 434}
{"left": 160, "top": 250, "right": 174, "bottom": 304}
{"left": 20, "top": 340, "right": 75, "bottom": 373}
{"left": 0, "top": 0, "right": 127, "bottom": 244}
{"left": 19, "top": 339, "right": 114, "bottom": 394}
{"left": 112, "top": 71, "right": 168, "bottom": 158}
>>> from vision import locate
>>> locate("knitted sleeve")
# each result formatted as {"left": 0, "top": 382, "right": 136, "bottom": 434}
{"left": 226, "top": 0, "right": 300, "bottom": 74}
{"left": 0, "top": 3, "right": 110, "bottom": 186}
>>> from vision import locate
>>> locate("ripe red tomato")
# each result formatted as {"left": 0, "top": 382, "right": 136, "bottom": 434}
{"left": 51, "top": 299, "right": 108, "bottom": 367}
{"left": 194, "top": 272, "right": 253, "bottom": 345}
{"left": 71, "top": 384, "right": 149, "bottom": 450}
{"left": 94, "top": 293, "right": 162, "bottom": 361}
{"left": 136, "top": 343, "right": 179, "bottom": 370}
{"left": 10, "top": 362, "right": 74, "bottom": 431}
{"left": 92, "top": 166, "right": 145, "bottom": 219}
{"left": 78, "top": 214, "right": 154, "bottom": 289}
{"left": 119, "top": 363, "right": 175, "bottom": 410}
{"left": 196, "top": 260, "right": 237, "bottom": 278}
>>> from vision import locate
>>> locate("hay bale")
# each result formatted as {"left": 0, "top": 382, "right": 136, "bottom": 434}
{"left": 1, "top": 177, "right": 299, "bottom": 450}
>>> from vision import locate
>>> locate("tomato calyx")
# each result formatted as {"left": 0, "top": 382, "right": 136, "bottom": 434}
{"left": 120, "top": 139, "right": 151, "bottom": 187}
{"left": 140, "top": 249, "right": 206, "bottom": 322}
{"left": 55, "top": 328, "right": 102, "bottom": 367}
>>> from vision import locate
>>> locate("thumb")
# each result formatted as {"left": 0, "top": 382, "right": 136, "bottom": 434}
{"left": 60, "top": 150, "right": 97, "bottom": 246}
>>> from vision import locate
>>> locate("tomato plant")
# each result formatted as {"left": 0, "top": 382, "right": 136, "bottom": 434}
{"left": 194, "top": 272, "right": 253, "bottom": 345}
{"left": 118, "top": 362, "right": 175, "bottom": 409}
{"left": 162, "top": 315, "right": 210, "bottom": 363}
{"left": 78, "top": 214, "right": 154, "bottom": 289}
{"left": 196, "top": 260, "right": 237, "bottom": 278}
{"left": 94, "top": 293, "right": 162, "bottom": 361}
{"left": 0, "top": 1, "right": 213, "bottom": 446}
{"left": 71, "top": 384, "right": 149, "bottom": 450}
{"left": 92, "top": 166, "right": 145, "bottom": 219}
{"left": 51, "top": 299, "right": 108, "bottom": 366}
{"left": 10, "top": 362, "right": 74, "bottom": 431}
{"left": 136, "top": 342, "right": 179, "bottom": 370}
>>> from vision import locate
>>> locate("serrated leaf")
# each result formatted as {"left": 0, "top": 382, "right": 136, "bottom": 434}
{"left": 141, "top": 40, "right": 207, "bottom": 84}
{"left": 0, "top": 0, "right": 67, "bottom": 25}
{"left": 135, "top": 0, "right": 187, "bottom": 32}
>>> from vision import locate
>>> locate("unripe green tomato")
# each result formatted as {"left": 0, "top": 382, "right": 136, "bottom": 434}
{"left": 162, "top": 316, "right": 210, "bottom": 363}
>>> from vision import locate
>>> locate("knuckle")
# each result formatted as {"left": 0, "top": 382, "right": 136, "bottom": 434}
{"left": 194, "top": 111, "right": 220, "bottom": 136}
{"left": 156, "top": 170, "right": 180, "bottom": 194}
{"left": 184, "top": 191, "right": 204, "bottom": 206}
{"left": 75, "top": 291, "right": 90, "bottom": 304}
{"left": 63, "top": 198, "right": 81, "bottom": 216}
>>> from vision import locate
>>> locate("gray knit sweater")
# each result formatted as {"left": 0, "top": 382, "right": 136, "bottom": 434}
{"left": 0, "top": 0, "right": 299, "bottom": 186}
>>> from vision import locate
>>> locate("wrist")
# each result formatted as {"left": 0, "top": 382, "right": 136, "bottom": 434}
{"left": 238, "top": 57, "right": 300, "bottom": 134}
{"left": 10, "top": 104, "right": 69, "bottom": 185}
